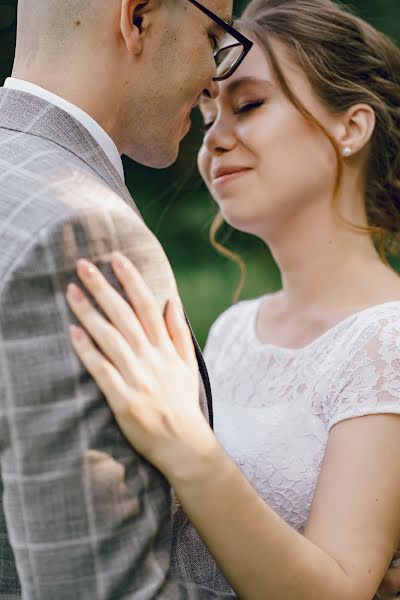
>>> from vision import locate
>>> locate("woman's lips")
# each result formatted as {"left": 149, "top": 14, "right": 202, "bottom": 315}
{"left": 213, "top": 168, "right": 252, "bottom": 187}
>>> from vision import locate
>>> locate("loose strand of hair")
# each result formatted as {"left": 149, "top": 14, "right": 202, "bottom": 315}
{"left": 209, "top": 212, "right": 247, "bottom": 304}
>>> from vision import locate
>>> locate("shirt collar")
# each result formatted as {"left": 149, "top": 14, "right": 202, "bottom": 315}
{"left": 4, "top": 77, "right": 125, "bottom": 182}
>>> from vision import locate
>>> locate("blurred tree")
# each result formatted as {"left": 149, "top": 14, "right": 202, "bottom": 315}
{"left": 0, "top": 0, "right": 399, "bottom": 346}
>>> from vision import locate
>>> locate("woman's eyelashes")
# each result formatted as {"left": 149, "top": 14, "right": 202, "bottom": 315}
{"left": 235, "top": 100, "right": 265, "bottom": 115}
{"left": 201, "top": 100, "right": 265, "bottom": 133}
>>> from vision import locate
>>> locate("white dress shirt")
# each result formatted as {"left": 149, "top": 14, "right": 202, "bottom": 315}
{"left": 4, "top": 77, "right": 124, "bottom": 181}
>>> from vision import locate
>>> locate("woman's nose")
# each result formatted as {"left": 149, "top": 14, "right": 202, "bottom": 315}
{"left": 204, "top": 119, "right": 237, "bottom": 154}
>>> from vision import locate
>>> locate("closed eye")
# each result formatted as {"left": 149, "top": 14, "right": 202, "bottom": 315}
{"left": 201, "top": 101, "right": 265, "bottom": 134}
{"left": 209, "top": 34, "right": 219, "bottom": 52}
{"left": 235, "top": 100, "right": 265, "bottom": 115}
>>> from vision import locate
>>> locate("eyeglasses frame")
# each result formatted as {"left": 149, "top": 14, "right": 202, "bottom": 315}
{"left": 187, "top": 0, "right": 253, "bottom": 81}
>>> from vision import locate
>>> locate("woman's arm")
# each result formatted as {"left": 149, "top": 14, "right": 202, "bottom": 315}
{"left": 166, "top": 413, "right": 400, "bottom": 600}
{"left": 66, "top": 253, "right": 400, "bottom": 600}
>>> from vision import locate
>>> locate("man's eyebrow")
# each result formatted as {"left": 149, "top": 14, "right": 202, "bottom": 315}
{"left": 210, "top": 18, "right": 233, "bottom": 35}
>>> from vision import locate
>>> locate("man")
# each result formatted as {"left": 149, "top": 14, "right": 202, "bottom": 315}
{"left": 0, "top": 0, "right": 252, "bottom": 597}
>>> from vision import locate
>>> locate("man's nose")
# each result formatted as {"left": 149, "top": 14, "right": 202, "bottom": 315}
{"left": 202, "top": 80, "right": 219, "bottom": 100}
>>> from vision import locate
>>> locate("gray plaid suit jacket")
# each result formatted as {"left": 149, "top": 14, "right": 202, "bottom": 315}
{"left": 0, "top": 88, "right": 234, "bottom": 599}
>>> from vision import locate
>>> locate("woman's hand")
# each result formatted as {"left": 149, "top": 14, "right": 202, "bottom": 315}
{"left": 65, "top": 252, "right": 215, "bottom": 481}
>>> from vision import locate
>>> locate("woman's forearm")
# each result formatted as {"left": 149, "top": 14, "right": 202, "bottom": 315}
{"left": 169, "top": 439, "right": 357, "bottom": 600}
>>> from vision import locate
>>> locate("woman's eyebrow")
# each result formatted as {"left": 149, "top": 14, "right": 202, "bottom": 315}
{"left": 224, "top": 76, "right": 274, "bottom": 95}
{"left": 199, "top": 76, "right": 273, "bottom": 108}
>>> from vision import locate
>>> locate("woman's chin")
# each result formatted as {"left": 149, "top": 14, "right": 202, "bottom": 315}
{"left": 219, "top": 207, "right": 260, "bottom": 235}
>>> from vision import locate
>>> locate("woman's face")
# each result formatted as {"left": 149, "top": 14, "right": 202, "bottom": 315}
{"left": 197, "top": 39, "right": 342, "bottom": 238}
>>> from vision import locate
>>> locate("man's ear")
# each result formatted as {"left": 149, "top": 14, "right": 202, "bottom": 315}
{"left": 120, "top": 0, "right": 151, "bottom": 55}
{"left": 336, "top": 103, "right": 376, "bottom": 157}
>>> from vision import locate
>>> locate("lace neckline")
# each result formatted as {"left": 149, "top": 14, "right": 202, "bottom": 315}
{"left": 250, "top": 298, "right": 400, "bottom": 354}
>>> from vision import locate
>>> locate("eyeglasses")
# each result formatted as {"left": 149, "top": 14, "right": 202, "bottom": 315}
{"left": 187, "top": 0, "right": 253, "bottom": 81}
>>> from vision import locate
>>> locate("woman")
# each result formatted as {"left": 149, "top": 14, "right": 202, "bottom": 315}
{"left": 65, "top": 0, "right": 400, "bottom": 598}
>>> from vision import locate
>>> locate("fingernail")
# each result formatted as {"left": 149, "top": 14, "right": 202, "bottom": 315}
{"left": 69, "top": 325, "right": 85, "bottom": 341}
{"left": 67, "top": 283, "right": 84, "bottom": 302}
{"left": 78, "top": 259, "right": 95, "bottom": 277}
{"left": 112, "top": 252, "right": 126, "bottom": 270}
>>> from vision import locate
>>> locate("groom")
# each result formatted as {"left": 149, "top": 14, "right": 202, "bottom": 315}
{"left": 0, "top": 0, "right": 247, "bottom": 597}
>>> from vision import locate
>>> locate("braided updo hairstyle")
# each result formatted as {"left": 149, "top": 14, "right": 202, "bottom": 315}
{"left": 210, "top": 0, "right": 400, "bottom": 302}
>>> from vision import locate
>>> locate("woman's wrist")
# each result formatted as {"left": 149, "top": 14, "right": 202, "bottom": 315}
{"left": 166, "top": 425, "right": 230, "bottom": 488}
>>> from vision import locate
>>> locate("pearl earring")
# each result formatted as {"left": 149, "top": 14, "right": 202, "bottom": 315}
{"left": 342, "top": 146, "right": 352, "bottom": 157}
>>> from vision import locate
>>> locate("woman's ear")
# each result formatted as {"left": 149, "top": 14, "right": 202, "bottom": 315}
{"left": 337, "top": 103, "right": 376, "bottom": 157}
{"left": 120, "top": 0, "right": 150, "bottom": 55}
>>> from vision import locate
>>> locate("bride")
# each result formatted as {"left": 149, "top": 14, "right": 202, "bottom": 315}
{"left": 66, "top": 0, "right": 400, "bottom": 598}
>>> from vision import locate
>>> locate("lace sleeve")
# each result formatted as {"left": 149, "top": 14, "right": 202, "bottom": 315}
{"left": 328, "top": 316, "right": 400, "bottom": 430}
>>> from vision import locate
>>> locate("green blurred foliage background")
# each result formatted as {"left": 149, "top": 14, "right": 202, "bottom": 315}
{"left": 0, "top": 0, "right": 399, "bottom": 347}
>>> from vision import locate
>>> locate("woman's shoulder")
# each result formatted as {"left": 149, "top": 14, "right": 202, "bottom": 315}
{"left": 325, "top": 300, "right": 400, "bottom": 430}
{"left": 342, "top": 300, "right": 400, "bottom": 351}
{"left": 203, "top": 295, "right": 265, "bottom": 357}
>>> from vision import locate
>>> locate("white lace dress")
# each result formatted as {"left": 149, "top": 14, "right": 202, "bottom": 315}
{"left": 203, "top": 297, "right": 400, "bottom": 568}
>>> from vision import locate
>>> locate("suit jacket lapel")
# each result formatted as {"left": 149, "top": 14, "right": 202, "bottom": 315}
{"left": 185, "top": 314, "right": 214, "bottom": 430}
